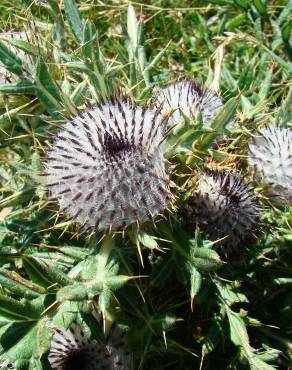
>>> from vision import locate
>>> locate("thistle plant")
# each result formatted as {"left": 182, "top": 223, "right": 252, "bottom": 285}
{"left": 188, "top": 170, "right": 261, "bottom": 254}
{"left": 248, "top": 125, "right": 292, "bottom": 205}
{"left": 155, "top": 80, "right": 223, "bottom": 126}
{"left": 0, "top": 1, "right": 291, "bottom": 370}
{"left": 44, "top": 97, "right": 172, "bottom": 231}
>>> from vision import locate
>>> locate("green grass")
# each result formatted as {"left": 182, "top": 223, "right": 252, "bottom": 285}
{"left": 0, "top": 0, "right": 291, "bottom": 369}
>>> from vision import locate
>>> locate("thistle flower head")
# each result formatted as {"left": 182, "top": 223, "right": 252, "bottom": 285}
{"left": 44, "top": 97, "right": 172, "bottom": 231}
{"left": 188, "top": 170, "right": 260, "bottom": 254}
{"left": 155, "top": 80, "right": 222, "bottom": 126}
{"left": 48, "top": 322, "right": 130, "bottom": 370}
{"left": 248, "top": 125, "right": 292, "bottom": 206}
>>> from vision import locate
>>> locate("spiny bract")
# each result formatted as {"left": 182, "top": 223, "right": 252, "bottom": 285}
{"left": 155, "top": 79, "right": 223, "bottom": 126}
{"left": 48, "top": 322, "right": 130, "bottom": 370}
{"left": 248, "top": 125, "right": 292, "bottom": 206}
{"left": 188, "top": 170, "right": 260, "bottom": 254}
{"left": 44, "top": 97, "right": 172, "bottom": 231}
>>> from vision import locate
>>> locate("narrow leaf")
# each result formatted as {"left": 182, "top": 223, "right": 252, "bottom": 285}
{"left": 63, "top": 0, "right": 85, "bottom": 43}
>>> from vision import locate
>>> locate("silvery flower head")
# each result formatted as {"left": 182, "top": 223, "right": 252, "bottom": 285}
{"left": 44, "top": 97, "right": 172, "bottom": 231}
{"left": 48, "top": 322, "right": 130, "bottom": 370}
{"left": 188, "top": 170, "right": 260, "bottom": 254}
{"left": 0, "top": 31, "right": 31, "bottom": 84}
{"left": 248, "top": 125, "right": 292, "bottom": 206}
{"left": 155, "top": 80, "right": 223, "bottom": 127}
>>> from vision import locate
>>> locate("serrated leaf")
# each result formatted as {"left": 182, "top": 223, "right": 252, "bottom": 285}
{"left": 227, "top": 309, "right": 251, "bottom": 350}
{"left": 216, "top": 282, "right": 249, "bottom": 306}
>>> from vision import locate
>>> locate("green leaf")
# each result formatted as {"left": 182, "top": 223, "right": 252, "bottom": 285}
{"left": 35, "top": 58, "right": 63, "bottom": 116}
{"left": 189, "top": 266, "right": 202, "bottom": 308}
{"left": 0, "top": 41, "right": 23, "bottom": 75}
{"left": 47, "top": 0, "right": 67, "bottom": 50}
{"left": 202, "top": 318, "right": 223, "bottom": 355}
{"left": 57, "top": 283, "right": 90, "bottom": 301}
{"left": 63, "top": 0, "right": 85, "bottom": 43}
{"left": 134, "top": 230, "right": 159, "bottom": 250}
{"left": 4, "top": 324, "right": 38, "bottom": 363}
{"left": 0, "top": 81, "right": 36, "bottom": 95}
{"left": 253, "top": 0, "right": 267, "bottom": 16}
{"left": 216, "top": 282, "right": 249, "bottom": 306}
{"left": 198, "top": 97, "right": 238, "bottom": 148}
{"left": 59, "top": 246, "right": 89, "bottom": 261}
{"left": 65, "top": 61, "right": 107, "bottom": 99}
{"left": 127, "top": 4, "right": 138, "bottom": 52}
{"left": 257, "top": 65, "right": 273, "bottom": 101}
{"left": 0, "top": 295, "right": 41, "bottom": 321}
{"left": 234, "top": 0, "right": 249, "bottom": 10}
{"left": 189, "top": 243, "right": 223, "bottom": 272}
{"left": 82, "top": 21, "right": 100, "bottom": 67}
{"left": 0, "top": 268, "right": 45, "bottom": 299}
{"left": 23, "top": 256, "right": 72, "bottom": 288}
{"left": 8, "top": 39, "right": 43, "bottom": 57}
{"left": 227, "top": 309, "right": 251, "bottom": 350}
{"left": 226, "top": 309, "right": 276, "bottom": 370}
{"left": 282, "top": 20, "right": 292, "bottom": 42}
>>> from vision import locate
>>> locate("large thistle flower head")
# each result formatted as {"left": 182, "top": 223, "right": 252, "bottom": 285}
{"left": 44, "top": 97, "right": 172, "bottom": 231}
{"left": 48, "top": 322, "right": 130, "bottom": 370}
{"left": 248, "top": 125, "right": 292, "bottom": 206}
{"left": 155, "top": 80, "right": 223, "bottom": 126}
{"left": 188, "top": 170, "right": 261, "bottom": 254}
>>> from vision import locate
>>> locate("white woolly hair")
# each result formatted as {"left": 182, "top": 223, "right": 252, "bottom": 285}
{"left": 44, "top": 97, "right": 172, "bottom": 232}
{"left": 248, "top": 125, "right": 292, "bottom": 206}
{"left": 0, "top": 31, "right": 32, "bottom": 83}
{"left": 0, "top": 360, "right": 15, "bottom": 369}
{"left": 188, "top": 170, "right": 260, "bottom": 254}
{"left": 48, "top": 322, "right": 130, "bottom": 370}
{"left": 155, "top": 79, "right": 223, "bottom": 126}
